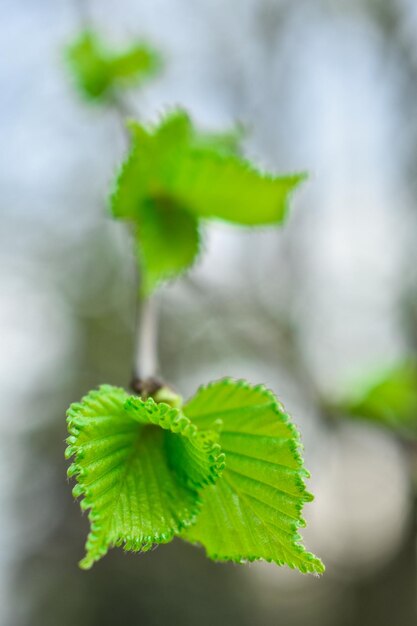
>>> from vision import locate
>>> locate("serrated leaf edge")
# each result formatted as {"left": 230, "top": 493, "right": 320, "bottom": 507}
{"left": 66, "top": 384, "right": 224, "bottom": 569}
{"left": 124, "top": 394, "right": 225, "bottom": 486}
{"left": 183, "top": 377, "right": 324, "bottom": 575}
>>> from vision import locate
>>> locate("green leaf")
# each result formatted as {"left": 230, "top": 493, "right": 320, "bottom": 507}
{"left": 112, "top": 111, "right": 305, "bottom": 225}
{"left": 111, "top": 113, "right": 192, "bottom": 222}
{"left": 135, "top": 198, "right": 200, "bottom": 296}
{"left": 341, "top": 361, "right": 417, "bottom": 436}
{"left": 66, "top": 385, "right": 223, "bottom": 569}
{"left": 181, "top": 379, "right": 324, "bottom": 574}
{"left": 66, "top": 31, "right": 160, "bottom": 101}
{"left": 170, "top": 153, "right": 305, "bottom": 225}
{"left": 111, "top": 110, "right": 306, "bottom": 292}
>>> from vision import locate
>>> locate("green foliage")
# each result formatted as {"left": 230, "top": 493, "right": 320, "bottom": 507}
{"left": 182, "top": 379, "right": 324, "bottom": 574}
{"left": 340, "top": 361, "right": 417, "bottom": 437}
{"left": 66, "top": 31, "right": 160, "bottom": 101}
{"left": 66, "top": 385, "right": 223, "bottom": 569}
{"left": 134, "top": 198, "right": 200, "bottom": 296}
{"left": 66, "top": 380, "right": 323, "bottom": 574}
{"left": 64, "top": 30, "right": 321, "bottom": 577}
{"left": 111, "top": 110, "right": 306, "bottom": 294}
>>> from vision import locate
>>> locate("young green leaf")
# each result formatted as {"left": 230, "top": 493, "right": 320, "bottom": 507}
{"left": 66, "top": 385, "right": 223, "bottom": 569}
{"left": 134, "top": 198, "right": 200, "bottom": 296}
{"left": 340, "top": 361, "right": 417, "bottom": 436}
{"left": 181, "top": 379, "right": 324, "bottom": 574}
{"left": 111, "top": 110, "right": 306, "bottom": 293}
{"left": 66, "top": 31, "right": 160, "bottom": 101}
{"left": 171, "top": 153, "right": 305, "bottom": 225}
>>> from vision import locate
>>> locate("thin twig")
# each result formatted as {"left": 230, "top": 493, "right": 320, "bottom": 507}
{"left": 134, "top": 294, "right": 159, "bottom": 381}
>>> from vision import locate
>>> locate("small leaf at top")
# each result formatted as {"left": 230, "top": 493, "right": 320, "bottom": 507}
{"left": 66, "top": 385, "right": 223, "bottom": 569}
{"left": 181, "top": 378, "right": 324, "bottom": 575}
{"left": 66, "top": 31, "right": 160, "bottom": 101}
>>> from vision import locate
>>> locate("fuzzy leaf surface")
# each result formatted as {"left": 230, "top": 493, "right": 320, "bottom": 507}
{"left": 181, "top": 379, "right": 324, "bottom": 574}
{"left": 66, "top": 385, "right": 222, "bottom": 569}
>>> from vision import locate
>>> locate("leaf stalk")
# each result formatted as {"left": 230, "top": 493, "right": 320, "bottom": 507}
{"left": 134, "top": 294, "right": 159, "bottom": 383}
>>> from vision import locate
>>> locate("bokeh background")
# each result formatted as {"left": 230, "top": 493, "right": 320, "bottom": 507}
{"left": 1, "top": 0, "right": 417, "bottom": 624}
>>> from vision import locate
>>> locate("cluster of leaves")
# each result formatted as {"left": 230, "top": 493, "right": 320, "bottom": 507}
{"left": 111, "top": 111, "right": 306, "bottom": 294}
{"left": 339, "top": 361, "right": 417, "bottom": 438}
{"left": 65, "top": 29, "right": 323, "bottom": 575}
{"left": 67, "top": 380, "right": 324, "bottom": 573}
{"left": 66, "top": 31, "right": 306, "bottom": 294}
{"left": 66, "top": 30, "right": 160, "bottom": 101}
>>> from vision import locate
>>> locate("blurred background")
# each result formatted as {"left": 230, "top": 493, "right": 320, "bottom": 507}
{"left": 1, "top": 0, "right": 417, "bottom": 624}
